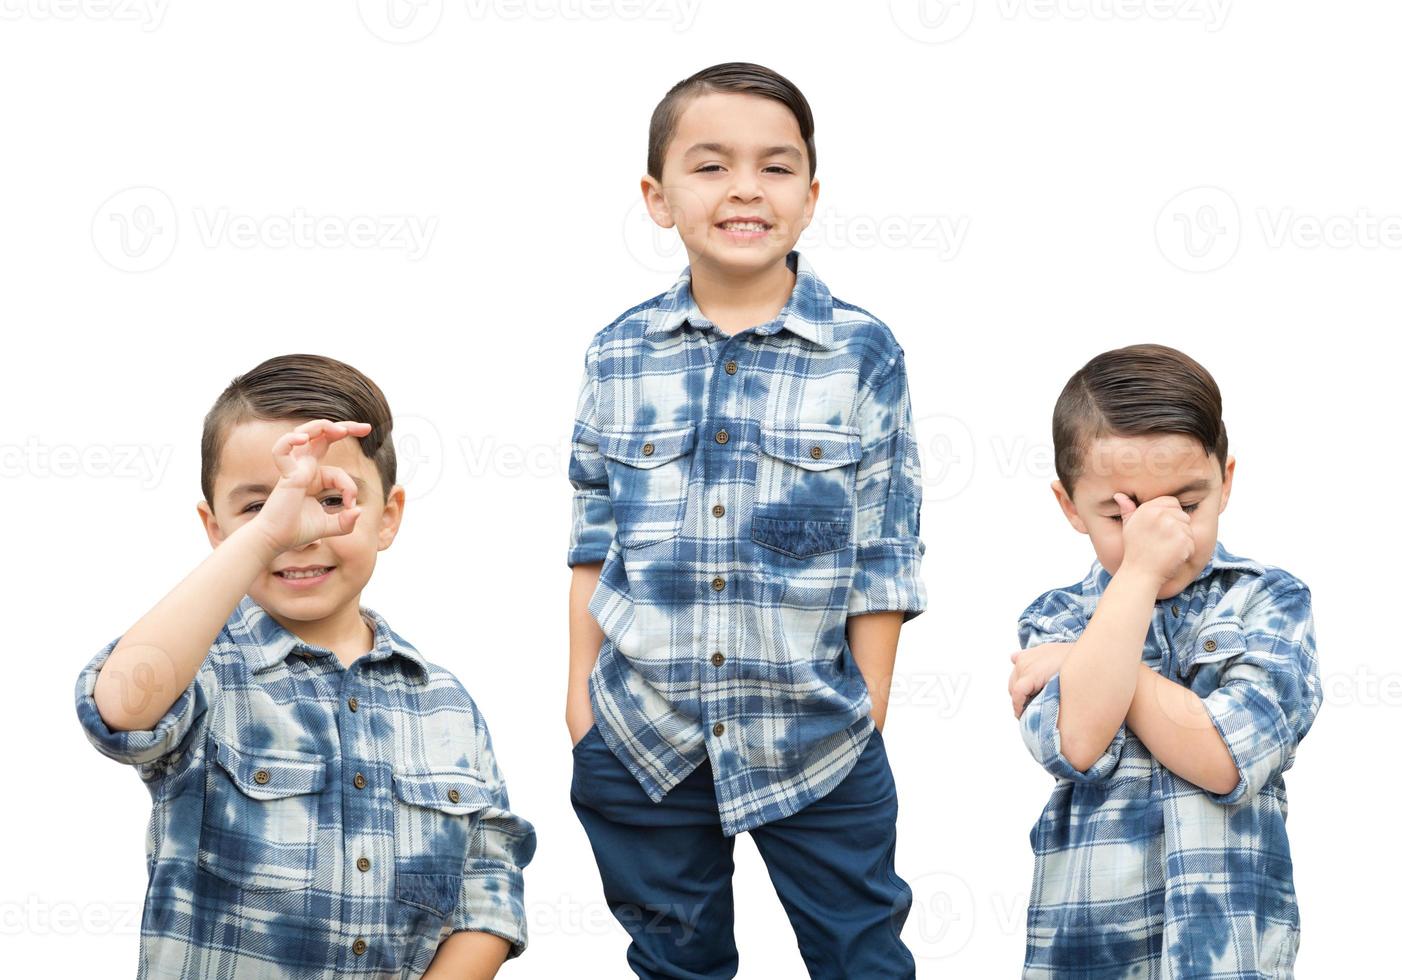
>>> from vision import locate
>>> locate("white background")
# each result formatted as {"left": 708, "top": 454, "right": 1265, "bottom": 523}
{"left": 3, "top": 1, "right": 1396, "bottom": 975}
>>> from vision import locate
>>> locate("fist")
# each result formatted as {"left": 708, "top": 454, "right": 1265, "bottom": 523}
{"left": 1114, "top": 492, "right": 1195, "bottom": 586}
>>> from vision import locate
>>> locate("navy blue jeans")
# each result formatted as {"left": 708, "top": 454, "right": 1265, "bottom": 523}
{"left": 570, "top": 724, "right": 916, "bottom": 979}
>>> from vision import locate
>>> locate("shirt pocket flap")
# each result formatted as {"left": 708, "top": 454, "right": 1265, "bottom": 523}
{"left": 213, "top": 740, "right": 327, "bottom": 801}
{"left": 599, "top": 423, "right": 697, "bottom": 469}
{"left": 392, "top": 767, "right": 494, "bottom": 816}
{"left": 1183, "top": 617, "right": 1248, "bottom": 670}
{"left": 760, "top": 423, "right": 862, "bottom": 471}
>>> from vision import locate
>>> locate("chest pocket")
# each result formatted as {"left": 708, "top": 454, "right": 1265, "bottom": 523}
{"left": 1179, "top": 617, "right": 1248, "bottom": 695}
{"left": 198, "top": 737, "right": 326, "bottom": 892}
{"left": 752, "top": 423, "right": 861, "bottom": 559}
{"left": 598, "top": 423, "right": 697, "bottom": 549}
{"left": 392, "top": 767, "right": 494, "bottom": 917}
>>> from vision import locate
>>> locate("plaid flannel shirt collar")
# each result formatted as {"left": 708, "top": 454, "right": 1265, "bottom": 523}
{"left": 642, "top": 249, "right": 836, "bottom": 349}
{"left": 233, "top": 595, "right": 431, "bottom": 679}
{"left": 1084, "top": 540, "right": 1264, "bottom": 599}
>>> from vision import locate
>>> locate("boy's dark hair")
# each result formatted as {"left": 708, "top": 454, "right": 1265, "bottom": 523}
{"left": 200, "top": 354, "right": 396, "bottom": 509}
{"left": 647, "top": 62, "right": 816, "bottom": 181}
{"left": 1052, "top": 344, "right": 1228, "bottom": 500}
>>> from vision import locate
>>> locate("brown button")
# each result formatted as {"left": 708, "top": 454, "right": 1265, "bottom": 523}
{"left": 810, "top": 445, "right": 823, "bottom": 460}
{"left": 715, "top": 429, "right": 729, "bottom": 445}
{"left": 1203, "top": 639, "right": 1217, "bottom": 653}
{"left": 356, "top": 856, "right": 370, "bottom": 872}
{"left": 352, "top": 938, "right": 368, "bottom": 956}
{"left": 710, "top": 652, "right": 725, "bottom": 666}
{"left": 347, "top": 696, "right": 359, "bottom": 712}
{"left": 447, "top": 788, "right": 461, "bottom": 804}
{"left": 1171, "top": 604, "right": 1180, "bottom": 616}
{"left": 724, "top": 360, "right": 738, "bottom": 375}
{"left": 712, "top": 722, "right": 725, "bottom": 736}
{"left": 641, "top": 442, "right": 655, "bottom": 456}
{"left": 712, "top": 503, "right": 725, "bottom": 518}
{"left": 353, "top": 772, "right": 366, "bottom": 790}
{"left": 253, "top": 769, "right": 270, "bottom": 785}
{"left": 711, "top": 576, "right": 725, "bottom": 592}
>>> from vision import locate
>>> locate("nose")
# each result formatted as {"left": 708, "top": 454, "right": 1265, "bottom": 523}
{"left": 727, "top": 167, "right": 763, "bottom": 203}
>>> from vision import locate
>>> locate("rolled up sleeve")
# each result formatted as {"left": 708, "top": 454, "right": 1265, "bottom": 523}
{"left": 1016, "top": 589, "right": 1124, "bottom": 782}
{"left": 566, "top": 339, "right": 616, "bottom": 568}
{"left": 450, "top": 710, "right": 537, "bottom": 959}
{"left": 73, "top": 635, "right": 209, "bottom": 782}
{"left": 1199, "top": 586, "right": 1321, "bottom": 806}
{"left": 847, "top": 350, "right": 927, "bottom": 621}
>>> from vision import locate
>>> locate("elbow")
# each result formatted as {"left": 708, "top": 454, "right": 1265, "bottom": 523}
{"left": 1058, "top": 727, "right": 1112, "bottom": 775}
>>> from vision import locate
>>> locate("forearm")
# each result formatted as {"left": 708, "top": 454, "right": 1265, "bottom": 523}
{"left": 1125, "top": 663, "right": 1239, "bottom": 795}
{"left": 848, "top": 611, "right": 902, "bottom": 730}
{"left": 1056, "top": 567, "right": 1159, "bottom": 770}
{"left": 94, "top": 521, "right": 278, "bottom": 732}
{"left": 422, "top": 930, "right": 510, "bottom": 980}
{"left": 567, "top": 562, "right": 604, "bottom": 721}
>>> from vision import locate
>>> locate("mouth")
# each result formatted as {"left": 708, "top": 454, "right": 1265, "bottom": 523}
{"left": 715, "top": 217, "right": 773, "bottom": 239}
{"left": 274, "top": 566, "right": 334, "bottom": 585}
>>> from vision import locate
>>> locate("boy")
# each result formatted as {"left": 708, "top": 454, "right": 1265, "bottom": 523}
{"left": 1008, "top": 344, "right": 1321, "bottom": 978}
{"left": 565, "top": 63, "right": 927, "bottom": 979}
{"left": 74, "top": 354, "right": 535, "bottom": 979}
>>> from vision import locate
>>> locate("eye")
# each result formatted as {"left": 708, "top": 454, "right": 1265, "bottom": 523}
{"left": 1108, "top": 503, "right": 1199, "bottom": 523}
{"left": 696, "top": 164, "right": 724, "bottom": 173}
{"left": 763, "top": 165, "right": 794, "bottom": 174}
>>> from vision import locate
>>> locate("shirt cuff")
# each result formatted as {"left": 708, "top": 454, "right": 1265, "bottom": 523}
{"left": 567, "top": 489, "right": 616, "bottom": 567}
{"left": 73, "top": 638, "right": 201, "bottom": 776}
{"left": 1022, "top": 674, "right": 1126, "bottom": 783}
{"left": 450, "top": 857, "right": 529, "bottom": 959}
{"left": 847, "top": 538, "right": 927, "bottom": 622}
{"left": 1198, "top": 682, "right": 1290, "bottom": 806}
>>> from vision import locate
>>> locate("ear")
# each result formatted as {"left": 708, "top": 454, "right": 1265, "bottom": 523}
{"left": 1217, "top": 455, "right": 1235, "bottom": 513}
{"left": 196, "top": 499, "right": 225, "bottom": 550}
{"left": 640, "top": 174, "right": 675, "bottom": 229}
{"left": 376, "top": 485, "right": 407, "bottom": 552}
{"left": 800, "top": 176, "right": 820, "bottom": 230}
{"left": 1051, "top": 480, "right": 1089, "bottom": 535}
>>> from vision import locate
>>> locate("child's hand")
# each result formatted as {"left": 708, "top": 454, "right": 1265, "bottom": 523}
{"left": 251, "top": 419, "right": 372, "bottom": 556}
{"left": 1113, "top": 492, "right": 1195, "bottom": 586}
{"left": 1009, "top": 642, "right": 1075, "bottom": 718}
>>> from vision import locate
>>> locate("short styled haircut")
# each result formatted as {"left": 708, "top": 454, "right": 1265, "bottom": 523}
{"left": 1052, "top": 343, "right": 1229, "bottom": 500}
{"left": 200, "top": 354, "right": 396, "bottom": 509}
{"left": 647, "top": 61, "right": 816, "bottom": 181}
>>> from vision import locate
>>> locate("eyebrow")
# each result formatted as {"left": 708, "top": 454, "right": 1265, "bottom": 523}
{"left": 1098, "top": 479, "right": 1212, "bottom": 507}
{"left": 228, "top": 475, "right": 368, "bottom": 502}
{"left": 682, "top": 142, "right": 803, "bottom": 161}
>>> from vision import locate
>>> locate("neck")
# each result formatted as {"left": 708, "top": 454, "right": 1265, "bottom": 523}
{"left": 689, "top": 254, "right": 796, "bottom": 335}
{"left": 271, "top": 603, "right": 374, "bottom": 668}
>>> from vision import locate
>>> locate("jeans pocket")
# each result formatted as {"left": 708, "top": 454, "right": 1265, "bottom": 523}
{"left": 198, "top": 736, "right": 326, "bottom": 892}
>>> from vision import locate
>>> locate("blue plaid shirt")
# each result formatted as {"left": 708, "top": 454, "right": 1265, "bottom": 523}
{"left": 74, "top": 595, "right": 536, "bottom": 979}
{"left": 567, "top": 250, "right": 927, "bottom": 836}
{"left": 1017, "top": 541, "right": 1321, "bottom": 978}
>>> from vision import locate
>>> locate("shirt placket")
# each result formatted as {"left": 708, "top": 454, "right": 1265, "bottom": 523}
{"left": 697, "top": 326, "right": 750, "bottom": 776}
{"left": 333, "top": 659, "right": 389, "bottom": 973}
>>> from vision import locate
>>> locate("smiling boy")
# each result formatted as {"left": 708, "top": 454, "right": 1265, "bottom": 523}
{"left": 565, "top": 63, "right": 927, "bottom": 978}
{"left": 1008, "top": 344, "right": 1321, "bottom": 978}
{"left": 74, "top": 354, "right": 535, "bottom": 979}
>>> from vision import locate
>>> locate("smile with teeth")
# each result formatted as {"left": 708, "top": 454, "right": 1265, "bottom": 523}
{"left": 718, "top": 220, "right": 770, "bottom": 232}
{"left": 277, "top": 567, "right": 332, "bottom": 580}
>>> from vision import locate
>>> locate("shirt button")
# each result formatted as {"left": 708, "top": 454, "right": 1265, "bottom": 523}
{"left": 352, "top": 938, "right": 368, "bottom": 956}
{"left": 715, "top": 429, "right": 729, "bottom": 445}
{"left": 1203, "top": 639, "right": 1217, "bottom": 653}
{"left": 810, "top": 445, "right": 823, "bottom": 460}
{"left": 356, "top": 856, "right": 370, "bottom": 872}
{"left": 724, "top": 360, "right": 738, "bottom": 375}
{"left": 710, "top": 652, "right": 725, "bottom": 666}
{"left": 447, "top": 788, "right": 461, "bottom": 804}
{"left": 712, "top": 503, "right": 725, "bottom": 518}
{"left": 1171, "top": 604, "right": 1180, "bottom": 616}
{"left": 711, "top": 576, "right": 726, "bottom": 592}
{"left": 353, "top": 772, "right": 367, "bottom": 790}
{"left": 347, "top": 696, "right": 359, "bottom": 712}
{"left": 642, "top": 442, "right": 655, "bottom": 456}
{"left": 712, "top": 722, "right": 725, "bottom": 736}
{"left": 253, "top": 769, "right": 270, "bottom": 785}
